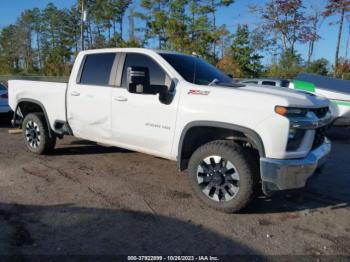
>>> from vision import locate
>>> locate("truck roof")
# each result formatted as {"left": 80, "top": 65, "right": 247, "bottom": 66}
{"left": 79, "top": 48, "right": 184, "bottom": 56}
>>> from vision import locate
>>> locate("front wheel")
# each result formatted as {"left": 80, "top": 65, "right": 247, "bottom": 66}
{"left": 188, "top": 141, "right": 258, "bottom": 213}
{"left": 22, "top": 113, "right": 56, "bottom": 155}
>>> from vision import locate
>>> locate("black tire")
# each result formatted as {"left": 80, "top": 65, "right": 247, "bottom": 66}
{"left": 22, "top": 113, "right": 56, "bottom": 155}
{"left": 188, "top": 140, "right": 258, "bottom": 213}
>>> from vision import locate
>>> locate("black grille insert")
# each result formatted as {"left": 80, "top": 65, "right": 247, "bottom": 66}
{"left": 312, "top": 128, "right": 326, "bottom": 150}
{"left": 311, "top": 107, "right": 329, "bottom": 118}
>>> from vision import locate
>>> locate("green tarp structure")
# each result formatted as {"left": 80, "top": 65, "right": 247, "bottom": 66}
{"left": 295, "top": 73, "right": 350, "bottom": 95}
{"left": 292, "top": 75, "right": 350, "bottom": 107}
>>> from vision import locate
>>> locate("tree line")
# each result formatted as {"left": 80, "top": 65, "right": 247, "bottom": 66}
{"left": 0, "top": 0, "right": 349, "bottom": 79}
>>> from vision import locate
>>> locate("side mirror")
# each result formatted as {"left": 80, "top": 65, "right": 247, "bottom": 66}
{"left": 127, "top": 66, "right": 150, "bottom": 94}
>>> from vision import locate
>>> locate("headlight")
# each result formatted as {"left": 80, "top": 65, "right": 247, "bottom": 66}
{"left": 275, "top": 106, "right": 308, "bottom": 117}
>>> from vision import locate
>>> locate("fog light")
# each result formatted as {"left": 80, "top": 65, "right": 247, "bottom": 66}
{"left": 288, "top": 129, "right": 298, "bottom": 139}
{"left": 287, "top": 129, "right": 305, "bottom": 151}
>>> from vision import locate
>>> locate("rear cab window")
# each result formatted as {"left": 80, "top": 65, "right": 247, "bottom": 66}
{"left": 79, "top": 53, "right": 116, "bottom": 86}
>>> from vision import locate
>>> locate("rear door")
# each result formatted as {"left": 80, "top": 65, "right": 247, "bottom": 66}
{"left": 111, "top": 52, "right": 179, "bottom": 157}
{"left": 67, "top": 53, "right": 117, "bottom": 142}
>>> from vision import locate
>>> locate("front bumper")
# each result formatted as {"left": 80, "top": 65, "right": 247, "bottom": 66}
{"left": 260, "top": 138, "right": 331, "bottom": 195}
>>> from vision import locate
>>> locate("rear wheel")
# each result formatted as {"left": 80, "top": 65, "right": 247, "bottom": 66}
{"left": 188, "top": 140, "right": 258, "bottom": 213}
{"left": 22, "top": 113, "right": 56, "bottom": 155}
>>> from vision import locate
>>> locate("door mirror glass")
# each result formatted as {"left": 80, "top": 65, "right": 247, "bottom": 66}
{"left": 127, "top": 66, "right": 150, "bottom": 94}
{"left": 127, "top": 66, "right": 169, "bottom": 95}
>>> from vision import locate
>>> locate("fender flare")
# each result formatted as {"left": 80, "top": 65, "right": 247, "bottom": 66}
{"left": 15, "top": 98, "right": 53, "bottom": 138}
{"left": 177, "top": 121, "right": 266, "bottom": 170}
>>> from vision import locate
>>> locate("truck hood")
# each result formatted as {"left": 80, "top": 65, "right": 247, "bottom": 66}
{"left": 238, "top": 84, "right": 330, "bottom": 108}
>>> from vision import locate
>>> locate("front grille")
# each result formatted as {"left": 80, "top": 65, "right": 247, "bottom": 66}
{"left": 311, "top": 107, "right": 329, "bottom": 118}
{"left": 312, "top": 127, "right": 326, "bottom": 150}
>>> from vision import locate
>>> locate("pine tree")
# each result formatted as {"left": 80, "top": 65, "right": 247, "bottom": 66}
{"left": 229, "top": 25, "right": 263, "bottom": 77}
{"left": 140, "top": 0, "right": 170, "bottom": 49}
{"left": 323, "top": 0, "right": 350, "bottom": 70}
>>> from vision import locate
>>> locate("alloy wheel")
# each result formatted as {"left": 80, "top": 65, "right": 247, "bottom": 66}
{"left": 197, "top": 155, "right": 240, "bottom": 202}
{"left": 25, "top": 120, "right": 41, "bottom": 149}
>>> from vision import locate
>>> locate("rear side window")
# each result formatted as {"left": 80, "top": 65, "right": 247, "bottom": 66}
{"left": 262, "top": 81, "right": 276, "bottom": 86}
{"left": 80, "top": 53, "right": 116, "bottom": 86}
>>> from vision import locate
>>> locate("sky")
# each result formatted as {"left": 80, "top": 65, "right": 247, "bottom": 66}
{"left": 0, "top": 0, "right": 345, "bottom": 66}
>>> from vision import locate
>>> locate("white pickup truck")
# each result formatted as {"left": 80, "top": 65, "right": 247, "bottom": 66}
{"left": 8, "top": 48, "right": 333, "bottom": 212}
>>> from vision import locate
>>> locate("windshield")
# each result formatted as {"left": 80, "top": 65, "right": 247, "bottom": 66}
{"left": 160, "top": 53, "right": 232, "bottom": 85}
{"left": 0, "top": 83, "right": 6, "bottom": 91}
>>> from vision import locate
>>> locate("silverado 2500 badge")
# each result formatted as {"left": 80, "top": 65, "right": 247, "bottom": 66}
{"left": 145, "top": 123, "right": 171, "bottom": 130}
{"left": 188, "top": 89, "right": 210, "bottom": 95}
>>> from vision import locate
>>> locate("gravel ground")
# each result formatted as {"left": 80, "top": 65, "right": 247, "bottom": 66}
{"left": 0, "top": 117, "right": 349, "bottom": 257}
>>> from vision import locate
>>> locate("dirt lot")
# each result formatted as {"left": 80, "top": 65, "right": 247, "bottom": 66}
{"left": 0, "top": 117, "right": 349, "bottom": 257}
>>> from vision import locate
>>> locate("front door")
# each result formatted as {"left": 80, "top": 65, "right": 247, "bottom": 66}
{"left": 111, "top": 53, "right": 179, "bottom": 157}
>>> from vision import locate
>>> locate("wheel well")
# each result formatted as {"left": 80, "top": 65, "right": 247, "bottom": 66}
{"left": 18, "top": 101, "right": 44, "bottom": 117}
{"left": 16, "top": 100, "right": 54, "bottom": 137}
{"left": 178, "top": 126, "right": 262, "bottom": 171}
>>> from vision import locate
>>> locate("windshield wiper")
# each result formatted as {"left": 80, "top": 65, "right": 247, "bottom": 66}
{"left": 208, "top": 78, "right": 220, "bottom": 86}
{"left": 217, "top": 82, "right": 245, "bottom": 88}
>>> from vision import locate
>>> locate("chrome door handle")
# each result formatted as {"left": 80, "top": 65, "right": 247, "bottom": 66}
{"left": 114, "top": 96, "right": 128, "bottom": 102}
{"left": 70, "top": 91, "right": 80, "bottom": 96}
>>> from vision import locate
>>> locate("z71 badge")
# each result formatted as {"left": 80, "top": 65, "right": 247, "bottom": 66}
{"left": 188, "top": 89, "right": 210, "bottom": 95}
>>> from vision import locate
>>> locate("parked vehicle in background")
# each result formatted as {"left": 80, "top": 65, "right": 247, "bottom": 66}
{"left": 0, "top": 82, "right": 11, "bottom": 116}
{"left": 292, "top": 73, "right": 350, "bottom": 127}
{"left": 241, "top": 76, "right": 350, "bottom": 127}
{"left": 240, "top": 78, "right": 291, "bottom": 88}
{"left": 8, "top": 48, "right": 333, "bottom": 213}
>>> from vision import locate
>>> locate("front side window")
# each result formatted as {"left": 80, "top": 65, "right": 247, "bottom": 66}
{"left": 160, "top": 53, "right": 232, "bottom": 85}
{"left": 121, "top": 53, "right": 167, "bottom": 87}
{"left": 80, "top": 53, "right": 116, "bottom": 86}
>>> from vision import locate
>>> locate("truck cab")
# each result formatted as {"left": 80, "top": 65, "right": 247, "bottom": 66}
{"left": 66, "top": 50, "right": 181, "bottom": 159}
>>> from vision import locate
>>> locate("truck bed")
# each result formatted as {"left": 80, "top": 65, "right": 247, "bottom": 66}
{"left": 8, "top": 80, "right": 68, "bottom": 129}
